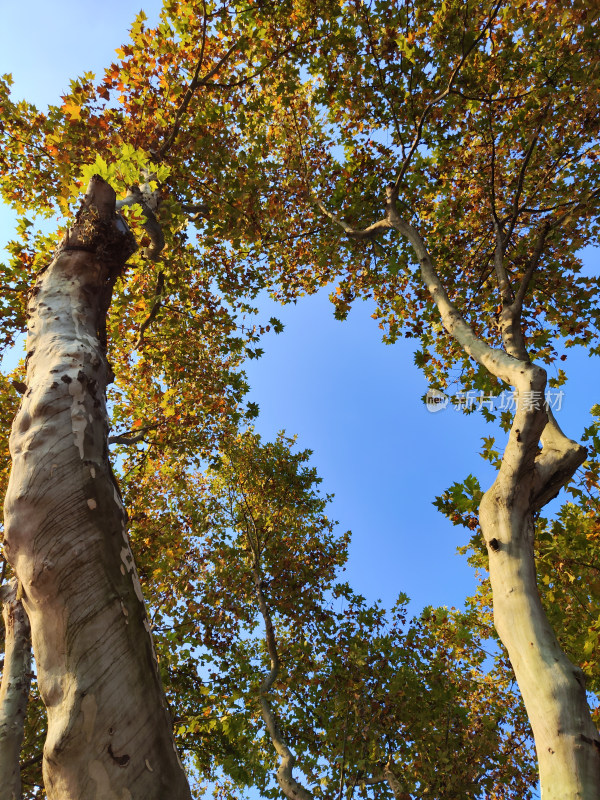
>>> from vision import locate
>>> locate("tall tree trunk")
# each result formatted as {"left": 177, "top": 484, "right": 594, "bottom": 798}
{"left": 3, "top": 176, "right": 192, "bottom": 799}
{"left": 479, "top": 380, "right": 600, "bottom": 799}
{"left": 0, "top": 578, "right": 32, "bottom": 800}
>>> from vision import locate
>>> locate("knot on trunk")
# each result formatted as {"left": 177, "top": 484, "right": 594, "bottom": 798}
{"left": 59, "top": 175, "right": 137, "bottom": 274}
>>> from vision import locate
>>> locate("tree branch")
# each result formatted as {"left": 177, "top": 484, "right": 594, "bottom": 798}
{"left": 385, "top": 187, "right": 528, "bottom": 387}
{"left": 116, "top": 182, "right": 164, "bottom": 261}
{"left": 532, "top": 409, "right": 587, "bottom": 510}
{"left": 108, "top": 424, "right": 156, "bottom": 446}
{"left": 133, "top": 271, "right": 165, "bottom": 350}
{"left": 157, "top": 18, "right": 238, "bottom": 160}
{"left": 393, "top": 0, "right": 504, "bottom": 192}
{"left": 503, "top": 100, "right": 552, "bottom": 250}
{"left": 248, "top": 541, "right": 314, "bottom": 800}
{"left": 314, "top": 198, "right": 391, "bottom": 240}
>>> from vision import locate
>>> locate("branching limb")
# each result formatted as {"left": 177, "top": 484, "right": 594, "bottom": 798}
{"left": 393, "top": 0, "right": 503, "bottom": 192}
{"left": 493, "top": 220, "right": 513, "bottom": 305}
{"left": 503, "top": 100, "right": 552, "bottom": 249}
{"left": 360, "top": 762, "right": 410, "bottom": 800}
{"left": 249, "top": 547, "right": 314, "bottom": 800}
{"left": 532, "top": 409, "right": 587, "bottom": 510}
{"left": 383, "top": 761, "right": 411, "bottom": 800}
{"left": 493, "top": 221, "right": 531, "bottom": 361}
{"left": 108, "top": 424, "right": 156, "bottom": 446}
{"left": 157, "top": 0, "right": 236, "bottom": 160}
{"left": 181, "top": 203, "right": 210, "bottom": 223}
{"left": 0, "top": 579, "right": 32, "bottom": 800}
{"left": 385, "top": 187, "right": 527, "bottom": 387}
{"left": 116, "top": 183, "right": 164, "bottom": 261}
{"left": 313, "top": 198, "right": 391, "bottom": 240}
{"left": 108, "top": 432, "right": 147, "bottom": 446}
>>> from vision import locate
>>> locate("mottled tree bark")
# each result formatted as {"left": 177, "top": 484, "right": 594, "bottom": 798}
{"left": 0, "top": 578, "right": 32, "bottom": 800}
{"left": 3, "top": 177, "right": 191, "bottom": 799}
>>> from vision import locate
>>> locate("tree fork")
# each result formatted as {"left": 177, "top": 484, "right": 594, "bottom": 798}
{"left": 3, "top": 176, "right": 192, "bottom": 799}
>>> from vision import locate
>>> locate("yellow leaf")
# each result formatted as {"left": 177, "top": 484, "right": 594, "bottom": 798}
{"left": 63, "top": 102, "right": 82, "bottom": 121}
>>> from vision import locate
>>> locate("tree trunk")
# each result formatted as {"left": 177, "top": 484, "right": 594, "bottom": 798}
{"left": 479, "top": 378, "right": 600, "bottom": 799}
{"left": 3, "top": 176, "right": 192, "bottom": 799}
{"left": 0, "top": 578, "right": 32, "bottom": 800}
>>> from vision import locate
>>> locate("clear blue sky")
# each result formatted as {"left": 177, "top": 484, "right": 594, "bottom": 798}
{"left": 1, "top": 1, "right": 599, "bottom": 616}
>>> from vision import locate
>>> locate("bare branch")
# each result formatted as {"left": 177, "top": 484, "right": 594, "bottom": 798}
{"left": 503, "top": 100, "right": 552, "bottom": 249}
{"left": 247, "top": 531, "right": 314, "bottom": 800}
{"left": 314, "top": 198, "right": 391, "bottom": 239}
{"left": 134, "top": 271, "right": 165, "bottom": 350}
{"left": 157, "top": 22, "right": 238, "bottom": 160}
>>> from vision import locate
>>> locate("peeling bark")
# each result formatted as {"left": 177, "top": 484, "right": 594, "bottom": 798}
{"left": 0, "top": 578, "right": 32, "bottom": 800}
{"left": 3, "top": 176, "right": 191, "bottom": 799}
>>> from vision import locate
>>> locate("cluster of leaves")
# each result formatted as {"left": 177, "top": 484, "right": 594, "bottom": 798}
{"left": 118, "top": 430, "right": 537, "bottom": 799}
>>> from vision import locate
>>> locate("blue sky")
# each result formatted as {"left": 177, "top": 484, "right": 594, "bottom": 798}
{"left": 1, "top": 1, "right": 599, "bottom": 616}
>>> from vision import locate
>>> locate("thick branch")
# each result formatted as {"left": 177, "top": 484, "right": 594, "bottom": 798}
{"left": 116, "top": 183, "right": 164, "bottom": 261}
{"left": 383, "top": 762, "right": 411, "bottom": 800}
{"left": 0, "top": 579, "right": 32, "bottom": 800}
{"left": 532, "top": 410, "right": 587, "bottom": 510}
{"left": 385, "top": 189, "right": 527, "bottom": 386}
{"left": 108, "top": 431, "right": 148, "bottom": 446}
{"left": 493, "top": 220, "right": 514, "bottom": 304}
{"left": 361, "top": 764, "right": 410, "bottom": 800}
{"left": 314, "top": 198, "right": 391, "bottom": 239}
{"left": 317, "top": 183, "right": 531, "bottom": 386}
{"left": 493, "top": 222, "right": 530, "bottom": 361}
